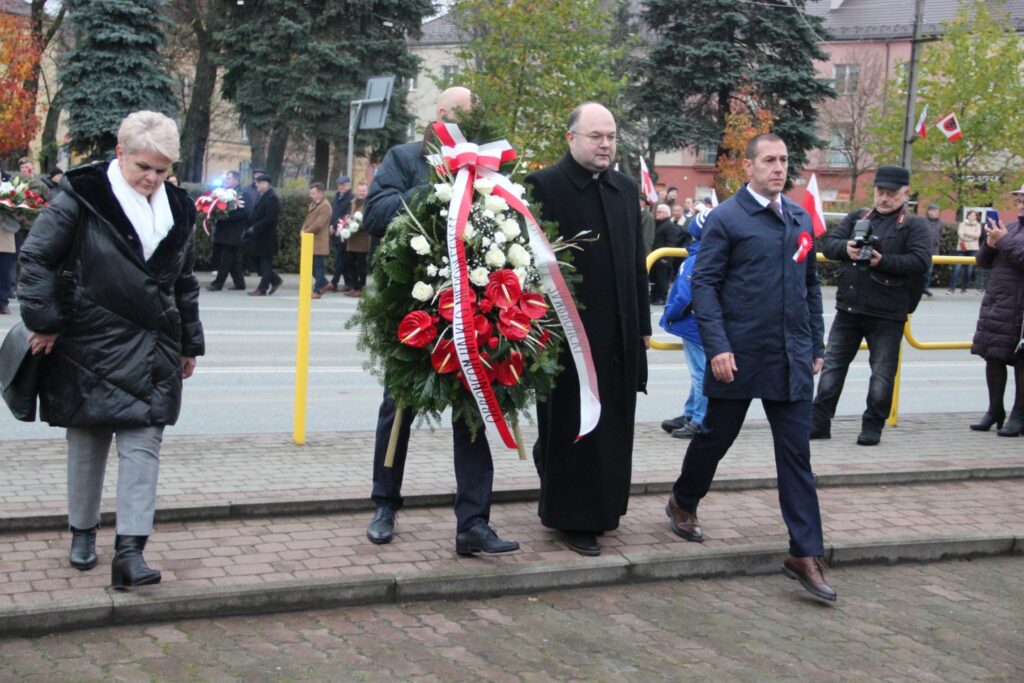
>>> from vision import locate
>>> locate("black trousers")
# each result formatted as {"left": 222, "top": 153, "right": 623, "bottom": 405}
{"left": 346, "top": 252, "right": 368, "bottom": 290}
{"left": 331, "top": 239, "right": 348, "bottom": 286}
{"left": 256, "top": 256, "right": 282, "bottom": 294}
{"left": 673, "top": 397, "right": 824, "bottom": 557}
{"left": 371, "top": 390, "right": 494, "bottom": 533}
{"left": 211, "top": 244, "right": 245, "bottom": 288}
{"left": 650, "top": 260, "right": 672, "bottom": 301}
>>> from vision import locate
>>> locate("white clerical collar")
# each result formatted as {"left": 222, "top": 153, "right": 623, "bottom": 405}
{"left": 746, "top": 184, "right": 780, "bottom": 208}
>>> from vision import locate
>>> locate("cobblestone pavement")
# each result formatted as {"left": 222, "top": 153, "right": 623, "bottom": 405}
{"left": 1, "top": 479, "right": 1021, "bottom": 611}
{"left": 0, "top": 556, "right": 1020, "bottom": 682}
{"left": 0, "top": 413, "right": 1020, "bottom": 519}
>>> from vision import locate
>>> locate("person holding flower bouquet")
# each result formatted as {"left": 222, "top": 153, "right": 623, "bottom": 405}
{"left": 207, "top": 171, "right": 248, "bottom": 291}
{"left": 525, "top": 103, "right": 651, "bottom": 557}
{"left": 340, "top": 182, "right": 370, "bottom": 296}
{"left": 358, "top": 87, "right": 521, "bottom": 556}
{"left": 0, "top": 175, "right": 48, "bottom": 314}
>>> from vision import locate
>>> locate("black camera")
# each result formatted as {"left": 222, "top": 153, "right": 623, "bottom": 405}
{"left": 852, "top": 219, "right": 876, "bottom": 263}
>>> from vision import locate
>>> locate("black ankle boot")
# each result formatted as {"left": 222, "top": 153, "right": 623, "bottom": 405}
{"left": 69, "top": 525, "right": 98, "bottom": 570}
{"left": 111, "top": 535, "right": 161, "bottom": 589}
{"left": 997, "top": 410, "right": 1024, "bottom": 437}
{"left": 970, "top": 409, "right": 1006, "bottom": 432}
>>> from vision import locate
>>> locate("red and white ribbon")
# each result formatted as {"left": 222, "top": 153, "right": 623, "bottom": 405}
{"left": 793, "top": 232, "right": 813, "bottom": 263}
{"left": 431, "top": 121, "right": 601, "bottom": 447}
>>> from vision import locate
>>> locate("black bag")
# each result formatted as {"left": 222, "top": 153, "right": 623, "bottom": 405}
{"left": 0, "top": 322, "right": 44, "bottom": 421}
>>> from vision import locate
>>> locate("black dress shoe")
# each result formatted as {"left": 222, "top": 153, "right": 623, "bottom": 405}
{"left": 856, "top": 430, "right": 881, "bottom": 446}
{"left": 366, "top": 505, "right": 396, "bottom": 544}
{"left": 809, "top": 420, "right": 831, "bottom": 440}
{"left": 560, "top": 530, "right": 600, "bottom": 556}
{"left": 661, "top": 414, "right": 689, "bottom": 433}
{"left": 970, "top": 410, "right": 1005, "bottom": 431}
{"left": 111, "top": 535, "right": 161, "bottom": 589}
{"left": 671, "top": 422, "right": 702, "bottom": 439}
{"left": 666, "top": 497, "right": 704, "bottom": 542}
{"left": 206, "top": 283, "right": 223, "bottom": 291}
{"left": 269, "top": 279, "right": 283, "bottom": 295}
{"left": 69, "top": 525, "right": 98, "bottom": 570}
{"left": 997, "top": 410, "right": 1024, "bottom": 437}
{"left": 228, "top": 284, "right": 246, "bottom": 291}
{"left": 455, "top": 522, "right": 519, "bottom": 556}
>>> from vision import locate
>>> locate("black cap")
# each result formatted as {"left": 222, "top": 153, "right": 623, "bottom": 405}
{"left": 927, "top": 204, "right": 939, "bottom": 210}
{"left": 874, "top": 166, "right": 910, "bottom": 189}
{"left": 48, "top": 167, "right": 64, "bottom": 178}
{"left": 336, "top": 175, "right": 350, "bottom": 184}
{"left": 254, "top": 173, "right": 273, "bottom": 184}
{"left": 667, "top": 186, "right": 678, "bottom": 193}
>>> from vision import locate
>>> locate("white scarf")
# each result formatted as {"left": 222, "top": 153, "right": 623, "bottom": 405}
{"left": 106, "top": 158, "right": 174, "bottom": 261}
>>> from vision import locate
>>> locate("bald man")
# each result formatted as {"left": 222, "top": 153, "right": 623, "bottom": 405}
{"left": 525, "top": 102, "right": 651, "bottom": 556}
{"left": 361, "top": 87, "right": 519, "bottom": 557}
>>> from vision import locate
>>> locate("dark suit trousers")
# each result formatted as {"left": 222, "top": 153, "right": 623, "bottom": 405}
{"left": 673, "top": 397, "right": 825, "bottom": 557}
{"left": 331, "top": 239, "right": 348, "bottom": 286}
{"left": 371, "top": 390, "right": 494, "bottom": 533}
{"left": 211, "top": 244, "right": 245, "bottom": 288}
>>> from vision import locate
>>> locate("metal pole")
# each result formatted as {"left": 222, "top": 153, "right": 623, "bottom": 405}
{"left": 900, "top": 0, "right": 926, "bottom": 170}
{"left": 346, "top": 102, "right": 362, "bottom": 182}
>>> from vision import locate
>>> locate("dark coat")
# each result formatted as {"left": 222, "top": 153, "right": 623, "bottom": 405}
{"left": 525, "top": 153, "right": 651, "bottom": 532}
{"left": 972, "top": 220, "right": 1024, "bottom": 364}
{"left": 364, "top": 141, "right": 428, "bottom": 239}
{"left": 212, "top": 189, "right": 250, "bottom": 246}
{"left": 652, "top": 218, "right": 682, "bottom": 263}
{"left": 244, "top": 187, "right": 281, "bottom": 257}
{"left": 692, "top": 186, "right": 825, "bottom": 402}
{"left": 18, "top": 162, "right": 204, "bottom": 428}
{"left": 822, "top": 207, "right": 932, "bottom": 321}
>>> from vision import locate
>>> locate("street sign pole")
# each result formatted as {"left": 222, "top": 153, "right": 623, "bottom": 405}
{"left": 345, "top": 76, "right": 397, "bottom": 181}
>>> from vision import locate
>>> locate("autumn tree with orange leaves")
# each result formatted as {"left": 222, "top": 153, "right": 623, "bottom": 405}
{"left": 715, "top": 105, "right": 774, "bottom": 200}
{"left": 0, "top": 15, "right": 43, "bottom": 157}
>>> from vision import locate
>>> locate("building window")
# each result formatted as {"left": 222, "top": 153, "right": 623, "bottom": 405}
{"left": 696, "top": 147, "right": 718, "bottom": 165}
{"left": 833, "top": 64, "right": 860, "bottom": 95}
{"left": 406, "top": 74, "right": 418, "bottom": 91}
{"left": 442, "top": 65, "right": 459, "bottom": 81}
{"left": 827, "top": 127, "right": 851, "bottom": 168}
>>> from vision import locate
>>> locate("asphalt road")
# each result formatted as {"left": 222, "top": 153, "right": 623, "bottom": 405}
{"left": 0, "top": 275, "right": 989, "bottom": 440}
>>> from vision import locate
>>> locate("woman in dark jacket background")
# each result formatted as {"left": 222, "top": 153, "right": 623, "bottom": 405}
{"left": 970, "top": 186, "right": 1024, "bottom": 436}
{"left": 18, "top": 111, "right": 204, "bottom": 588}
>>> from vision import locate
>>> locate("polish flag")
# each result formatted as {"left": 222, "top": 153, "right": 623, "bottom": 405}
{"left": 936, "top": 111, "right": 963, "bottom": 142}
{"left": 915, "top": 104, "right": 928, "bottom": 139}
{"left": 800, "top": 173, "right": 827, "bottom": 237}
{"left": 639, "top": 157, "right": 658, "bottom": 204}
{"left": 710, "top": 188, "right": 719, "bottom": 207}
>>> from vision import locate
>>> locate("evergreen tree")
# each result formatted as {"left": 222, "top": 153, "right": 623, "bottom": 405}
{"left": 629, "top": 0, "right": 833, "bottom": 176}
{"left": 61, "top": 0, "right": 177, "bottom": 158}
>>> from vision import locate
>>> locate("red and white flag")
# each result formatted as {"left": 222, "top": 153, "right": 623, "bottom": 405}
{"left": 639, "top": 157, "right": 658, "bottom": 204}
{"left": 800, "top": 173, "right": 827, "bottom": 237}
{"left": 936, "top": 111, "right": 963, "bottom": 142}
{"left": 915, "top": 104, "right": 928, "bottom": 139}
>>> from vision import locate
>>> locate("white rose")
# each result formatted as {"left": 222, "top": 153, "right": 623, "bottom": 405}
{"left": 353, "top": 211, "right": 363, "bottom": 221}
{"left": 426, "top": 264, "right": 438, "bottom": 277}
{"left": 463, "top": 223, "right": 476, "bottom": 240}
{"left": 411, "top": 281, "right": 434, "bottom": 302}
{"left": 440, "top": 267, "right": 451, "bottom": 278}
{"left": 469, "top": 267, "right": 490, "bottom": 287}
{"left": 442, "top": 256, "right": 449, "bottom": 264}
{"left": 440, "top": 209, "right": 448, "bottom": 217}
{"left": 409, "top": 234, "right": 431, "bottom": 255}
{"left": 507, "top": 243, "right": 532, "bottom": 268}
{"left": 340, "top": 228, "right": 352, "bottom": 240}
{"left": 492, "top": 231, "right": 507, "bottom": 245}
{"left": 434, "top": 183, "right": 453, "bottom": 202}
{"left": 474, "top": 178, "right": 496, "bottom": 195}
{"left": 482, "top": 209, "right": 495, "bottom": 219}
{"left": 510, "top": 183, "right": 526, "bottom": 199}
{"left": 514, "top": 267, "right": 527, "bottom": 285}
{"left": 484, "top": 246, "right": 506, "bottom": 269}
{"left": 501, "top": 218, "right": 521, "bottom": 239}
{"left": 485, "top": 194, "right": 508, "bottom": 213}
{"left": 481, "top": 236, "right": 492, "bottom": 247}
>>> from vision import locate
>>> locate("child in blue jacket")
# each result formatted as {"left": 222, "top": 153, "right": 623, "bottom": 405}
{"left": 659, "top": 210, "right": 708, "bottom": 438}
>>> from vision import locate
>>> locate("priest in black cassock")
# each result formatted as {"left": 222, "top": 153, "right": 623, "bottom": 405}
{"left": 525, "top": 102, "right": 651, "bottom": 556}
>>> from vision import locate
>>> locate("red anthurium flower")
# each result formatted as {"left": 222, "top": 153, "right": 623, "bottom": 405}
{"left": 496, "top": 352, "right": 526, "bottom": 386}
{"left": 487, "top": 336, "right": 499, "bottom": 349}
{"left": 497, "top": 307, "right": 531, "bottom": 341}
{"left": 519, "top": 292, "right": 548, "bottom": 320}
{"left": 437, "top": 287, "right": 477, "bottom": 322}
{"left": 538, "top": 329, "right": 551, "bottom": 347}
{"left": 474, "top": 314, "right": 492, "bottom": 340}
{"left": 479, "top": 298, "right": 494, "bottom": 313}
{"left": 485, "top": 269, "right": 521, "bottom": 310}
{"left": 397, "top": 310, "right": 438, "bottom": 348}
{"left": 430, "top": 338, "right": 459, "bottom": 374}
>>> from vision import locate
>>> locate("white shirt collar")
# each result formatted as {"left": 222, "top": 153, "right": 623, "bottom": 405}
{"left": 745, "top": 184, "right": 781, "bottom": 208}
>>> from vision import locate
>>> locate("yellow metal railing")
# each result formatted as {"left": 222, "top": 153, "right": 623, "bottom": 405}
{"left": 646, "top": 248, "right": 978, "bottom": 425}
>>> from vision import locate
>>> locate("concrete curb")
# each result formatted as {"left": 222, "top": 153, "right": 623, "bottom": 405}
{"left": 2, "top": 531, "right": 1021, "bottom": 639}
{"left": 3, "top": 465, "right": 1022, "bottom": 533}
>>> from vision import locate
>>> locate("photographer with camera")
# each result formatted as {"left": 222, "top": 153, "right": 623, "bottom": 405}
{"left": 810, "top": 166, "right": 932, "bottom": 446}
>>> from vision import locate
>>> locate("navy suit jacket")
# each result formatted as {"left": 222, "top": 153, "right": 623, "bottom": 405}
{"left": 692, "top": 185, "right": 825, "bottom": 401}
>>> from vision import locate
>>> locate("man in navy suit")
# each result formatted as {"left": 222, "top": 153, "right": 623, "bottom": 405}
{"left": 665, "top": 134, "right": 836, "bottom": 602}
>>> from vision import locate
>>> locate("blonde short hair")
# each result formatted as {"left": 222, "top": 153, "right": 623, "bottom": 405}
{"left": 117, "top": 111, "right": 180, "bottom": 163}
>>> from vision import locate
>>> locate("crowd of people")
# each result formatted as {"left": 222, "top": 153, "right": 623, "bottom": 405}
{"left": 4, "top": 94, "right": 1022, "bottom": 607}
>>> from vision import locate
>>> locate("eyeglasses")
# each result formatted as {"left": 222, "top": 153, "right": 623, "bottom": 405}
{"left": 1013, "top": 197, "right": 1024, "bottom": 205}
{"left": 570, "top": 130, "right": 617, "bottom": 144}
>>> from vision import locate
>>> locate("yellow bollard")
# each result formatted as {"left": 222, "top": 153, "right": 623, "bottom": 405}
{"left": 886, "top": 320, "right": 908, "bottom": 427}
{"left": 293, "top": 232, "right": 314, "bottom": 445}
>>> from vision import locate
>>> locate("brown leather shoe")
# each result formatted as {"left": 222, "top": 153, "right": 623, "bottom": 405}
{"left": 311, "top": 292, "right": 322, "bottom": 300}
{"left": 666, "top": 497, "right": 704, "bottom": 542}
{"left": 782, "top": 555, "right": 837, "bottom": 602}
{"left": 247, "top": 289, "right": 266, "bottom": 297}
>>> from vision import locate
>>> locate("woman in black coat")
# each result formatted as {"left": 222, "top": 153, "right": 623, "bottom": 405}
{"left": 18, "top": 111, "right": 204, "bottom": 588}
{"left": 970, "top": 187, "right": 1024, "bottom": 436}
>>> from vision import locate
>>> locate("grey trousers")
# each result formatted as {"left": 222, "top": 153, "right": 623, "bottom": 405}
{"left": 66, "top": 426, "right": 164, "bottom": 535}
